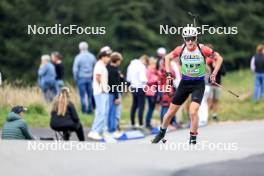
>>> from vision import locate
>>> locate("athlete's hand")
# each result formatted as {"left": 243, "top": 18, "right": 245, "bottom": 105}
{"left": 210, "top": 73, "right": 216, "bottom": 83}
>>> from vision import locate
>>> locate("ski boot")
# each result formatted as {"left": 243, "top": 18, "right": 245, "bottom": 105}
{"left": 151, "top": 128, "right": 167, "bottom": 143}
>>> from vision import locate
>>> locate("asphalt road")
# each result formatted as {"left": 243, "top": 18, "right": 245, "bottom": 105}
{"left": 1, "top": 120, "right": 264, "bottom": 176}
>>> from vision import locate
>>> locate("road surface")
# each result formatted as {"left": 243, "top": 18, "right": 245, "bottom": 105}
{"left": 0, "top": 120, "right": 264, "bottom": 176}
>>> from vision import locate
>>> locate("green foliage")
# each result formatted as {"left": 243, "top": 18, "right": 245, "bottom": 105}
{"left": 27, "top": 104, "right": 46, "bottom": 115}
{"left": 0, "top": 0, "right": 264, "bottom": 83}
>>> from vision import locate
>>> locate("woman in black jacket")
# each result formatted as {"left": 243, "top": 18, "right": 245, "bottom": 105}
{"left": 50, "top": 87, "right": 85, "bottom": 141}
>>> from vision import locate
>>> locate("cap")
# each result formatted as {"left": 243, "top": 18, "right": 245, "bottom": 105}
{"left": 11, "top": 106, "right": 27, "bottom": 114}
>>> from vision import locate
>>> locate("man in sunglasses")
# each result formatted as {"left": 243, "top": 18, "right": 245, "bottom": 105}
{"left": 152, "top": 26, "right": 223, "bottom": 144}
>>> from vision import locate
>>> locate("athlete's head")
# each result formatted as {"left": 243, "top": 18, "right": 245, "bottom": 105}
{"left": 182, "top": 27, "right": 198, "bottom": 49}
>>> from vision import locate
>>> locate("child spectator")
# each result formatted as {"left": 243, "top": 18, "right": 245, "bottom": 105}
{"left": 107, "top": 52, "right": 123, "bottom": 133}
{"left": 158, "top": 59, "right": 176, "bottom": 127}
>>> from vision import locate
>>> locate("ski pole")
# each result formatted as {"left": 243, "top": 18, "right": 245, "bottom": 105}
{"left": 212, "top": 82, "right": 240, "bottom": 98}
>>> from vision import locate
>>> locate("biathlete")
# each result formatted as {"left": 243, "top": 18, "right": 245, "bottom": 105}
{"left": 152, "top": 26, "right": 223, "bottom": 144}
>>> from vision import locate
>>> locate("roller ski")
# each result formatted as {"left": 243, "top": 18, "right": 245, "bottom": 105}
{"left": 151, "top": 128, "right": 167, "bottom": 143}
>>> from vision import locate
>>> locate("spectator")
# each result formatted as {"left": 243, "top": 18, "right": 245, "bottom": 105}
{"left": 88, "top": 50, "right": 111, "bottom": 140}
{"left": 100, "top": 46, "right": 112, "bottom": 53}
{"left": 73, "top": 41, "right": 96, "bottom": 114}
{"left": 156, "top": 47, "right": 166, "bottom": 70}
{"left": 50, "top": 87, "right": 85, "bottom": 141}
{"left": 198, "top": 64, "right": 212, "bottom": 126}
{"left": 145, "top": 57, "right": 159, "bottom": 129}
{"left": 51, "top": 51, "right": 64, "bottom": 95}
{"left": 250, "top": 44, "right": 264, "bottom": 102}
{"left": 2, "top": 106, "right": 34, "bottom": 140}
{"left": 107, "top": 52, "right": 123, "bottom": 133}
{"left": 127, "top": 55, "right": 148, "bottom": 128}
{"left": 38, "top": 54, "right": 57, "bottom": 102}
{"left": 158, "top": 59, "right": 176, "bottom": 127}
{"left": 206, "top": 44, "right": 226, "bottom": 120}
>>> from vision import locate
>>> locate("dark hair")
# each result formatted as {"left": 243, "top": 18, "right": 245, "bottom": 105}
{"left": 97, "top": 50, "right": 111, "bottom": 60}
{"left": 111, "top": 52, "right": 123, "bottom": 63}
{"left": 51, "top": 51, "right": 62, "bottom": 60}
{"left": 11, "top": 106, "right": 27, "bottom": 114}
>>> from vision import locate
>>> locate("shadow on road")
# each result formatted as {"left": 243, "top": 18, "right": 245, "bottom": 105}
{"left": 173, "top": 153, "right": 264, "bottom": 176}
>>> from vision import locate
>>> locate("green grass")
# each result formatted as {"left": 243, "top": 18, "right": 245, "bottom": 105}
{"left": 218, "top": 69, "right": 264, "bottom": 121}
{"left": 0, "top": 105, "right": 96, "bottom": 128}
{"left": 0, "top": 69, "right": 263, "bottom": 128}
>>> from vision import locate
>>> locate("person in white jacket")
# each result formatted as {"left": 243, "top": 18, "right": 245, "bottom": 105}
{"left": 127, "top": 55, "right": 149, "bottom": 128}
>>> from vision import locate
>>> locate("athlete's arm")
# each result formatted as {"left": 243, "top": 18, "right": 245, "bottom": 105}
{"left": 211, "top": 52, "right": 223, "bottom": 75}
{"left": 201, "top": 46, "right": 223, "bottom": 83}
{"left": 165, "top": 46, "right": 181, "bottom": 74}
{"left": 210, "top": 52, "right": 223, "bottom": 82}
{"left": 165, "top": 52, "right": 173, "bottom": 74}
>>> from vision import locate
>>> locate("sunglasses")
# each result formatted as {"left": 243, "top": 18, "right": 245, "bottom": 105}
{"left": 184, "top": 36, "right": 197, "bottom": 42}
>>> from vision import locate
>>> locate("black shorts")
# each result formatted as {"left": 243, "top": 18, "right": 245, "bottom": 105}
{"left": 172, "top": 80, "right": 205, "bottom": 105}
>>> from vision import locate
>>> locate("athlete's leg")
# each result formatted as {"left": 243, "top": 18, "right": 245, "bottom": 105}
{"left": 161, "top": 103, "right": 181, "bottom": 129}
{"left": 152, "top": 81, "right": 190, "bottom": 143}
{"left": 189, "top": 101, "right": 200, "bottom": 133}
{"left": 189, "top": 81, "right": 205, "bottom": 144}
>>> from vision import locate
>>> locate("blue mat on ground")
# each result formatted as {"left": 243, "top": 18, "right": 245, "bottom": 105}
{"left": 117, "top": 130, "right": 145, "bottom": 141}
{"left": 151, "top": 127, "right": 160, "bottom": 135}
{"left": 100, "top": 130, "right": 146, "bottom": 143}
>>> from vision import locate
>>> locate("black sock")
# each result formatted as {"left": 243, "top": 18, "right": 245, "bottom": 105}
{"left": 160, "top": 127, "right": 166, "bottom": 133}
{"left": 189, "top": 132, "right": 198, "bottom": 144}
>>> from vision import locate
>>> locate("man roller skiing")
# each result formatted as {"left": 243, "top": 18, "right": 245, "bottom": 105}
{"left": 152, "top": 26, "right": 223, "bottom": 144}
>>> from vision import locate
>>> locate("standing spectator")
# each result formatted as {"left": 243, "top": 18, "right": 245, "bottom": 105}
{"left": 206, "top": 44, "right": 226, "bottom": 120}
{"left": 51, "top": 51, "right": 64, "bottom": 95}
{"left": 251, "top": 44, "right": 264, "bottom": 102}
{"left": 156, "top": 47, "right": 166, "bottom": 70}
{"left": 158, "top": 59, "right": 176, "bottom": 127}
{"left": 38, "top": 54, "right": 57, "bottom": 102}
{"left": 2, "top": 106, "right": 34, "bottom": 140}
{"left": 100, "top": 46, "right": 112, "bottom": 53}
{"left": 107, "top": 52, "right": 123, "bottom": 133}
{"left": 145, "top": 57, "right": 159, "bottom": 129}
{"left": 73, "top": 41, "right": 96, "bottom": 114}
{"left": 127, "top": 55, "right": 148, "bottom": 128}
{"left": 88, "top": 50, "right": 111, "bottom": 140}
{"left": 50, "top": 87, "right": 85, "bottom": 141}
